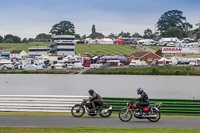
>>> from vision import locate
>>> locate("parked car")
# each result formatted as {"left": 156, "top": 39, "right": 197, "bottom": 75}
{"left": 25, "top": 65, "right": 37, "bottom": 71}
{"left": 74, "top": 62, "right": 84, "bottom": 69}
{"left": 167, "top": 42, "right": 175, "bottom": 47}
{"left": 90, "top": 63, "right": 103, "bottom": 69}
{"left": 189, "top": 59, "right": 200, "bottom": 66}
{"left": 67, "top": 63, "right": 74, "bottom": 69}
{"left": 151, "top": 59, "right": 158, "bottom": 66}
{"left": 118, "top": 63, "right": 124, "bottom": 67}
{"left": 102, "top": 63, "right": 110, "bottom": 68}
{"left": 55, "top": 64, "right": 63, "bottom": 69}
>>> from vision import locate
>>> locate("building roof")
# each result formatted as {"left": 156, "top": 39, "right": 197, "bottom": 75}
{"left": 52, "top": 35, "right": 75, "bottom": 38}
{"left": 131, "top": 52, "right": 161, "bottom": 59}
{"left": 10, "top": 50, "right": 23, "bottom": 54}
{"left": 131, "top": 52, "right": 149, "bottom": 58}
{"left": 29, "top": 46, "right": 49, "bottom": 49}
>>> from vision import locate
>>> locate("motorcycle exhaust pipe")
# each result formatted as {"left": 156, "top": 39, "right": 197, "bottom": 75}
{"left": 101, "top": 106, "right": 112, "bottom": 114}
{"left": 142, "top": 115, "right": 157, "bottom": 118}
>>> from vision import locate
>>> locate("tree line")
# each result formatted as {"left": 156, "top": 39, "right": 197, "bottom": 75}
{"left": 0, "top": 9, "right": 200, "bottom": 43}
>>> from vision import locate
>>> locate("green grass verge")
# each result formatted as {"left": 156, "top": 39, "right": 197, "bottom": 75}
{"left": 1, "top": 111, "right": 200, "bottom": 118}
{"left": 75, "top": 44, "right": 142, "bottom": 56}
{"left": 84, "top": 66, "right": 200, "bottom": 75}
{"left": 0, "top": 69, "right": 76, "bottom": 74}
{"left": 0, "top": 127, "right": 199, "bottom": 133}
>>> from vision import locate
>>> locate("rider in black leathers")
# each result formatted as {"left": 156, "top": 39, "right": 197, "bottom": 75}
{"left": 88, "top": 89, "right": 103, "bottom": 112}
{"left": 136, "top": 88, "right": 149, "bottom": 114}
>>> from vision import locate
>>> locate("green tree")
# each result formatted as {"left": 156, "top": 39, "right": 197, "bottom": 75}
{"left": 164, "top": 27, "right": 182, "bottom": 38}
{"left": 50, "top": 20, "right": 75, "bottom": 35}
{"left": 88, "top": 32, "right": 104, "bottom": 39}
{"left": 157, "top": 10, "right": 192, "bottom": 36}
{"left": 92, "top": 24, "right": 96, "bottom": 34}
{"left": 3, "top": 34, "right": 21, "bottom": 43}
{"left": 196, "top": 30, "right": 200, "bottom": 40}
{"left": 22, "top": 38, "right": 28, "bottom": 43}
{"left": 0, "top": 35, "right": 3, "bottom": 43}
{"left": 4, "top": 38, "right": 13, "bottom": 43}
{"left": 118, "top": 32, "right": 131, "bottom": 37}
{"left": 143, "top": 29, "right": 153, "bottom": 39}
{"left": 35, "top": 33, "right": 51, "bottom": 42}
{"left": 82, "top": 34, "right": 87, "bottom": 40}
{"left": 132, "top": 32, "right": 142, "bottom": 38}
{"left": 182, "top": 22, "right": 193, "bottom": 37}
{"left": 196, "top": 21, "right": 200, "bottom": 29}
{"left": 75, "top": 34, "right": 81, "bottom": 40}
{"left": 28, "top": 38, "right": 35, "bottom": 42}
{"left": 88, "top": 25, "right": 104, "bottom": 39}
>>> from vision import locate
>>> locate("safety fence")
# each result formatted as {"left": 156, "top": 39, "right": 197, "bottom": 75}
{"left": 103, "top": 97, "right": 200, "bottom": 115}
{"left": 0, "top": 95, "right": 200, "bottom": 115}
{"left": 0, "top": 95, "right": 87, "bottom": 112}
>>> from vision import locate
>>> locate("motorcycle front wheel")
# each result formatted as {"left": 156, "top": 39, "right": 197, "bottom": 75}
{"left": 71, "top": 105, "right": 85, "bottom": 117}
{"left": 119, "top": 108, "right": 132, "bottom": 122}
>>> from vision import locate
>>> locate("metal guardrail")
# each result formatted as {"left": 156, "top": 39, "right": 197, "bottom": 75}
{"left": 103, "top": 97, "right": 200, "bottom": 115}
{"left": 0, "top": 95, "right": 88, "bottom": 112}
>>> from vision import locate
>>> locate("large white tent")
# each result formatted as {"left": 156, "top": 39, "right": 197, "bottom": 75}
{"left": 97, "top": 38, "right": 114, "bottom": 44}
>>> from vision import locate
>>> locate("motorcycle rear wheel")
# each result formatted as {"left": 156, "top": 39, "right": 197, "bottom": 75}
{"left": 119, "top": 108, "right": 132, "bottom": 122}
{"left": 71, "top": 105, "right": 85, "bottom": 117}
{"left": 99, "top": 110, "right": 112, "bottom": 118}
{"left": 148, "top": 109, "right": 161, "bottom": 122}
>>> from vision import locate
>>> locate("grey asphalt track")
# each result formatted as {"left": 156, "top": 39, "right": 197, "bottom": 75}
{"left": 0, "top": 115, "right": 200, "bottom": 128}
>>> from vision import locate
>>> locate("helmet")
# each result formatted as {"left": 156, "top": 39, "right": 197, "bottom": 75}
{"left": 88, "top": 89, "right": 94, "bottom": 95}
{"left": 137, "top": 87, "right": 143, "bottom": 95}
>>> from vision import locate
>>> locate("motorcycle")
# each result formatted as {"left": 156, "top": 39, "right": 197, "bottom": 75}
{"left": 71, "top": 99, "right": 112, "bottom": 118}
{"left": 119, "top": 101, "right": 162, "bottom": 122}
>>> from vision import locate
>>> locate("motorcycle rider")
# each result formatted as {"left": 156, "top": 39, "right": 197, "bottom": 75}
{"left": 135, "top": 87, "right": 149, "bottom": 115}
{"left": 88, "top": 89, "right": 103, "bottom": 112}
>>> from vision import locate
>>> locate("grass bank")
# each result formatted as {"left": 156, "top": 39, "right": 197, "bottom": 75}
{"left": 0, "top": 127, "right": 199, "bottom": 133}
{"left": 84, "top": 66, "right": 200, "bottom": 75}
{"left": 146, "top": 46, "right": 162, "bottom": 51}
{"left": 0, "top": 43, "right": 143, "bottom": 55}
{"left": 0, "top": 69, "right": 76, "bottom": 74}
{"left": 0, "top": 42, "right": 47, "bottom": 52}
{"left": 75, "top": 44, "right": 142, "bottom": 56}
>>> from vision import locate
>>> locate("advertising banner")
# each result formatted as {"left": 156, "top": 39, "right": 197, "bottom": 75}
{"left": 162, "top": 47, "right": 200, "bottom": 54}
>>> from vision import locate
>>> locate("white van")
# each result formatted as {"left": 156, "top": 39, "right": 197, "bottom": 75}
{"left": 189, "top": 59, "right": 200, "bottom": 66}
{"left": 129, "top": 60, "right": 147, "bottom": 67}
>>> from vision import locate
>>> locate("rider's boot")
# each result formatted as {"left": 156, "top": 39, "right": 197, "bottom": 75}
{"left": 138, "top": 108, "right": 143, "bottom": 116}
{"left": 90, "top": 101, "right": 96, "bottom": 112}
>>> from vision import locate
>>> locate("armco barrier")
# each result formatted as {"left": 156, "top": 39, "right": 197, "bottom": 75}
{"left": 0, "top": 95, "right": 88, "bottom": 112}
{"left": 102, "top": 97, "right": 200, "bottom": 115}
{"left": 0, "top": 95, "right": 200, "bottom": 115}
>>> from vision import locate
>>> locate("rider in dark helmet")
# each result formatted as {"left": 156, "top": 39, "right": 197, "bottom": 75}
{"left": 136, "top": 87, "right": 149, "bottom": 115}
{"left": 88, "top": 89, "right": 103, "bottom": 112}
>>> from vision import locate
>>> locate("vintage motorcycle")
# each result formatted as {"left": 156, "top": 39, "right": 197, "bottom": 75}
{"left": 71, "top": 99, "right": 112, "bottom": 118}
{"left": 119, "top": 101, "right": 162, "bottom": 122}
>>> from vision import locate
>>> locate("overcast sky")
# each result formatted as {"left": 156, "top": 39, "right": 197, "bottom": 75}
{"left": 0, "top": 0, "right": 200, "bottom": 39}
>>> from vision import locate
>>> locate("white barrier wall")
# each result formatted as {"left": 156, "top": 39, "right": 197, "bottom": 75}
{"left": 0, "top": 95, "right": 88, "bottom": 112}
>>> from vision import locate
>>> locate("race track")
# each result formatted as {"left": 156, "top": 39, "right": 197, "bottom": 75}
{"left": 0, "top": 115, "right": 200, "bottom": 128}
